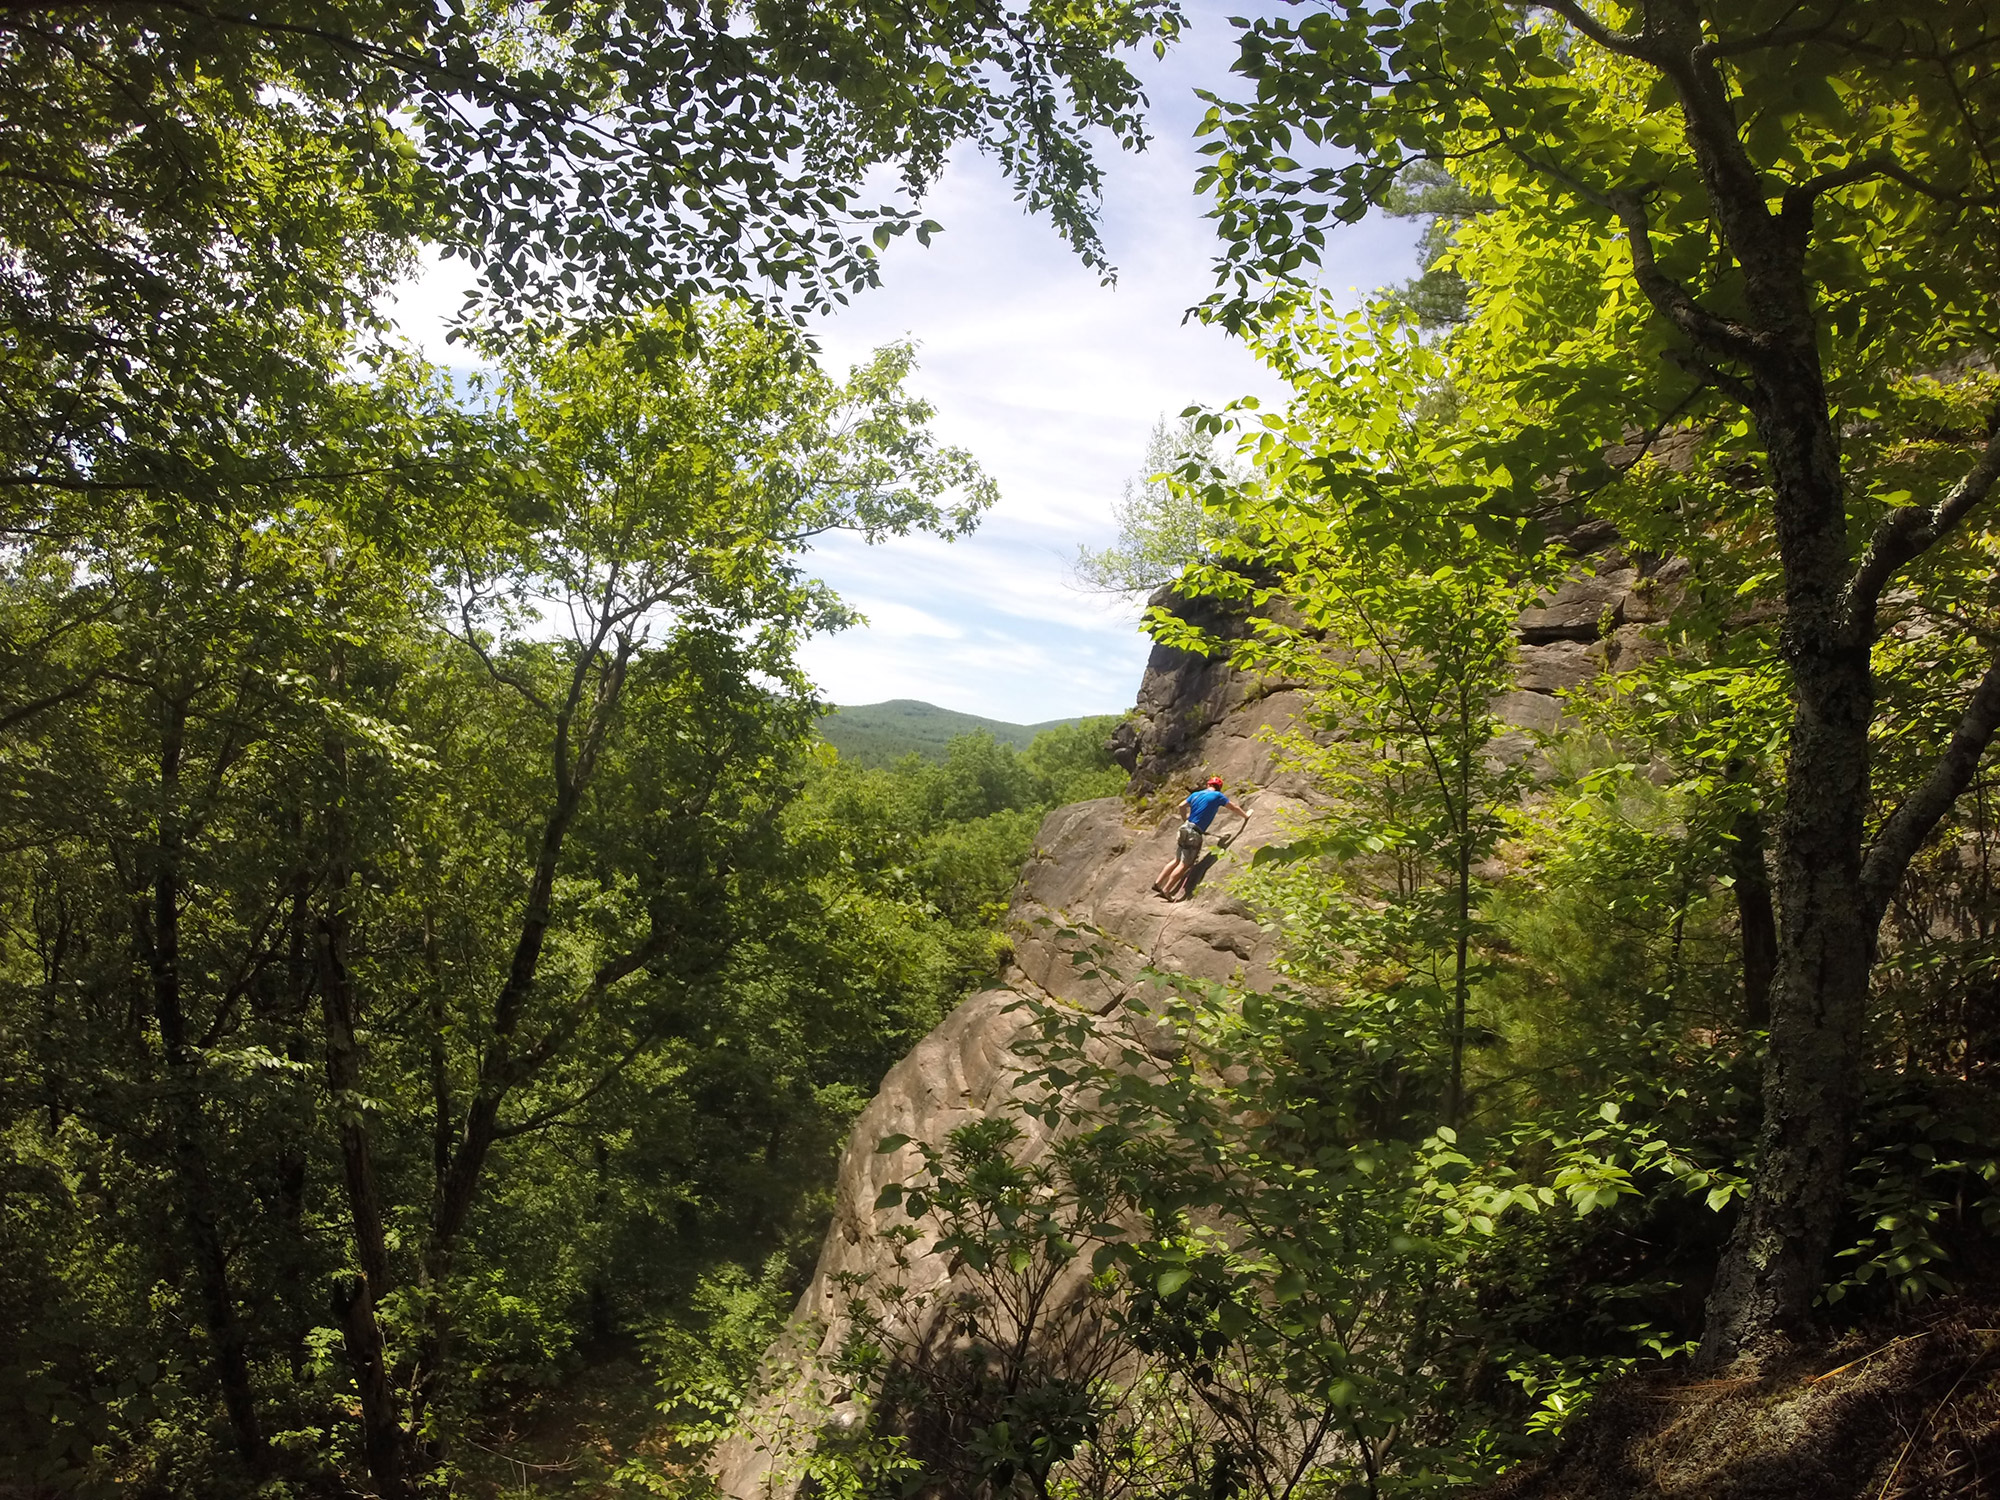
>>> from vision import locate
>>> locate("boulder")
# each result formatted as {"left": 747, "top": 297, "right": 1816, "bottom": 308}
{"left": 1515, "top": 638, "right": 1609, "bottom": 695}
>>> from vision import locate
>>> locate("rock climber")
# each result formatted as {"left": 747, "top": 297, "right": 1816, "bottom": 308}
{"left": 1153, "top": 776, "right": 1250, "bottom": 901}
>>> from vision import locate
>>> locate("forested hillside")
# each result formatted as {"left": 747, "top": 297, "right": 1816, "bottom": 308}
{"left": 6, "top": 1, "right": 2000, "bottom": 1499}
{"left": 815, "top": 702, "right": 1096, "bottom": 768}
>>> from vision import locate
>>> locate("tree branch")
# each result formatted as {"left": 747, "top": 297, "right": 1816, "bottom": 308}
{"left": 1843, "top": 408, "right": 2000, "bottom": 639}
{"left": 509, "top": 929, "right": 667, "bottom": 1081}
{"left": 0, "top": 459, "right": 465, "bottom": 494}
{"left": 1600, "top": 381, "right": 1725, "bottom": 484}
{"left": 449, "top": 591, "right": 552, "bottom": 715}
{"left": 0, "top": 673, "right": 103, "bottom": 732}
{"left": 491, "top": 1015, "right": 667, "bottom": 1141}
{"left": 1607, "top": 189, "right": 1765, "bottom": 366}
{"left": 1780, "top": 157, "right": 1893, "bottom": 221}
{"left": 1693, "top": 9, "right": 1874, "bottom": 63}
{"left": 1862, "top": 652, "right": 2000, "bottom": 924}
{"left": 1538, "top": 0, "right": 1656, "bottom": 61}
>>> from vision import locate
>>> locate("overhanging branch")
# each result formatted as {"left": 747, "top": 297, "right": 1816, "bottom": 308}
{"left": 1843, "top": 407, "right": 2000, "bottom": 640}
{"left": 1538, "top": 0, "right": 1657, "bottom": 61}
{"left": 1608, "top": 190, "right": 1764, "bottom": 369}
{"left": 1862, "top": 652, "right": 2000, "bottom": 924}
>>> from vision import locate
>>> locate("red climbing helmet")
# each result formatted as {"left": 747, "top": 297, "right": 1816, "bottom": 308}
{"left": 1207, "top": 777, "right": 1224, "bottom": 787}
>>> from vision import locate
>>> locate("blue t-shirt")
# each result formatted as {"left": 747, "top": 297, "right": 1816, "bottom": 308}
{"left": 1184, "top": 787, "right": 1230, "bottom": 831}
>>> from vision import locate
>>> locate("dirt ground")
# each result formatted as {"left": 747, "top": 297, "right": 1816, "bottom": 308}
{"left": 1482, "top": 1299, "right": 2000, "bottom": 1500}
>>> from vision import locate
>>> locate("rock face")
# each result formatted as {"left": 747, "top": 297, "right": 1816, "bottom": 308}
{"left": 708, "top": 599, "right": 1323, "bottom": 1498}
{"left": 711, "top": 561, "right": 1666, "bottom": 1497}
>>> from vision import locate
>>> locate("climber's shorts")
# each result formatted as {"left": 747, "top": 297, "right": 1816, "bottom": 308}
{"left": 1176, "top": 820, "right": 1204, "bottom": 859}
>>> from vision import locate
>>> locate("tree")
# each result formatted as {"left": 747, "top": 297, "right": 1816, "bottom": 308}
{"left": 0, "top": 306, "right": 996, "bottom": 1493}
{"left": 0, "top": 363, "right": 486, "bottom": 1481}
{"left": 1152, "top": 309, "right": 1561, "bottom": 1127}
{"left": 321, "top": 306, "right": 993, "bottom": 1493}
{"left": 1195, "top": 0, "right": 2000, "bottom": 1363}
{"left": 0, "top": 0, "right": 1184, "bottom": 508}
{"left": 1074, "top": 417, "right": 1240, "bottom": 595}
{"left": 1381, "top": 162, "right": 1494, "bottom": 329}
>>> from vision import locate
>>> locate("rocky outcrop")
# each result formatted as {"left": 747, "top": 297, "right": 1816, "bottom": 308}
{"left": 709, "top": 603, "right": 1321, "bottom": 1498}
{"left": 1505, "top": 554, "right": 1679, "bottom": 715}
{"left": 711, "top": 559, "right": 1672, "bottom": 1497}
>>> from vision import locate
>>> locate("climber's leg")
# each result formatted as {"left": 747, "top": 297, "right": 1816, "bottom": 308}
{"left": 1157, "top": 821, "right": 1204, "bottom": 898}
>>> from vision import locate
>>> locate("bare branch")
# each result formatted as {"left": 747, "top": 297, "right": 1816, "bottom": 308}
{"left": 1843, "top": 407, "right": 2000, "bottom": 639}
{"left": 1862, "top": 652, "right": 2000, "bottom": 924}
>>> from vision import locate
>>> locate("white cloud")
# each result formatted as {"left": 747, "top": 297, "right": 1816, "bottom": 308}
{"left": 837, "top": 596, "right": 965, "bottom": 641}
{"left": 790, "top": 15, "right": 1416, "bottom": 721}
{"left": 380, "top": 246, "right": 477, "bottom": 361}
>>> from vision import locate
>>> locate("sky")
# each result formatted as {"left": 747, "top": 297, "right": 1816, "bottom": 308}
{"left": 388, "top": 4, "right": 1419, "bottom": 726}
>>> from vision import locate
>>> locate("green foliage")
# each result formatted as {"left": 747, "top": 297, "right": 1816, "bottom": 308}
{"left": 1, "top": 0, "right": 1185, "bottom": 460}
{"left": 745, "top": 90, "right": 2000, "bottom": 1474}
{"left": 1021, "top": 720, "right": 1133, "bottom": 809}
{"left": 1073, "top": 416, "right": 1243, "bottom": 596}
{"left": 1829, "top": 1082, "right": 2000, "bottom": 1305}
{"left": 790, "top": 953, "right": 1750, "bottom": 1498}
{"left": 0, "top": 299, "right": 1077, "bottom": 1494}
{"left": 20, "top": 0, "right": 2000, "bottom": 1490}
{"left": 1184, "top": 0, "right": 2000, "bottom": 1358}
{"left": 1154, "top": 300, "right": 1571, "bottom": 1129}
{"left": 803, "top": 724, "right": 1127, "bottom": 939}
{"left": 1197, "top": 0, "right": 2000, "bottom": 354}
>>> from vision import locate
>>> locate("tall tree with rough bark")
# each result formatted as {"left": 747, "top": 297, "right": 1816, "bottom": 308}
{"left": 1194, "top": 0, "right": 2000, "bottom": 1362}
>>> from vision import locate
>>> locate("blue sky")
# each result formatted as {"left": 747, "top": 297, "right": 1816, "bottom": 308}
{"left": 389, "top": 4, "right": 1419, "bottom": 725}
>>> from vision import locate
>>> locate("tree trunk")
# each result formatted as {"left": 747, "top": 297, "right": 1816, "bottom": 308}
{"left": 1699, "top": 357, "right": 1875, "bottom": 1366}
{"left": 1447, "top": 833, "right": 1471, "bottom": 1130}
{"left": 316, "top": 674, "right": 412, "bottom": 1498}
{"left": 320, "top": 910, "right": 411, "bottom": 1500}
{"left": 1604, "top": 27, "right": 1884, "bottom": 1363}
{"left": 277, "top": 846, "right": 316, "bottom": 1379}
{"left": 149, "top": 700, "right": 268, "bottom": 1470}
{"left": 1445, "top": 686, "right": 1474, "bottom": 1131}
{"left": 1530, "top": 0, "right": 2000, "bottom": 1369}
{"left": 334, "top": 1272, "right": 408, "bottom": 1498}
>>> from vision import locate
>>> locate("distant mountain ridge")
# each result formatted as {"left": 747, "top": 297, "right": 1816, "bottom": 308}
{"left": 816, "top": 699, "right": 1098, "bottom": 767}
